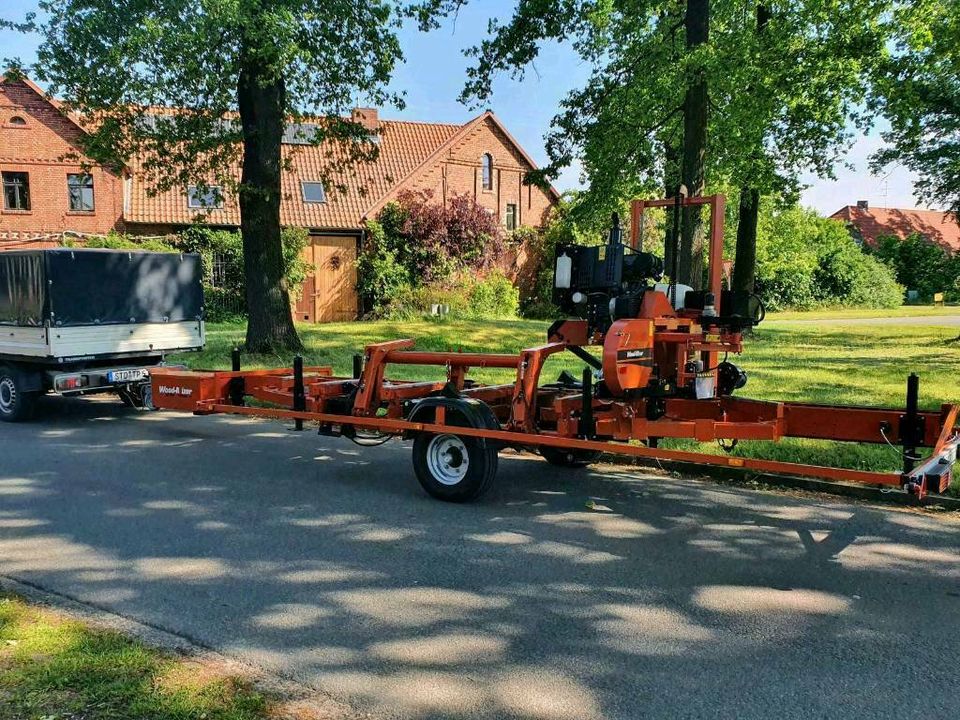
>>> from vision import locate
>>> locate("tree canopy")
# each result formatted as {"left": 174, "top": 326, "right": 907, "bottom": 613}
{"left": 6, "top": 0, "right": 409, "bottom": 351}
{"left": 417, "top": 0, "right": 892, "bottom": 288}
{"left": 870, "top": 0, "right": 960, "bottom": 217}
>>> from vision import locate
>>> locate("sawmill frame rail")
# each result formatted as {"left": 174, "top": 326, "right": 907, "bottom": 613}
{"left": 150, "top": 353, "right": 959, "bottom": 502}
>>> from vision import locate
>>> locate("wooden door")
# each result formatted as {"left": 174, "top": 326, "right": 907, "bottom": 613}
{"left": 294, "top": 272, "right": 316, "bottom": 322}
{"left": 299, "top": 234, "right": 358, "bottom": 323}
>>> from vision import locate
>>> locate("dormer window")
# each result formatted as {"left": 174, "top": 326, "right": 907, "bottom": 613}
{"left": 8, "top": 116, "right": 26, "bottom": 126}
{"left": 481, "top": 153, "right": 493, "bottom": 191}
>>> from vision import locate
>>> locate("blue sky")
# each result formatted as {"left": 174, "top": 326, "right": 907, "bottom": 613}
{"left": 0, "top": 0, "right": 930, "bottom": 215}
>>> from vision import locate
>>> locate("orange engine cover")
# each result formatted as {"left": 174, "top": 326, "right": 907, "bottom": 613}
{"left": 602, "top": 318, "right": 655, "bottom": 396}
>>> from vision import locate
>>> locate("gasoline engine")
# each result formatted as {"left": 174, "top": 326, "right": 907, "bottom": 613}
{"left": 551, "top": 213, "right": 762, "bottom": 400}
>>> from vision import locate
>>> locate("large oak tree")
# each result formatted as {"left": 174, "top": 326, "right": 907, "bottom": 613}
{"left": 8, "top": 0, "right": 407, "bottom": 352}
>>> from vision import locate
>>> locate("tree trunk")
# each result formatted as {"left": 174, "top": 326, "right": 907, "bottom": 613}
{"left": 732, "top": 187, "right": 759, "bottom": 291}
{"left": 237, "top": 49, "right": 303, "bottom": 353}
{"left": 662, "top": 139, "right": 680, "bottom": 275}
{"left": 679, "top": 0, "right": 710, "bottom": 289}
{"left": 730, "top": 5, "right": 769, "bottom": 294}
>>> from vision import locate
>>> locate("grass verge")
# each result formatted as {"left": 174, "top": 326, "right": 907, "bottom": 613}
{"left": 0, "top": 593, "right": 268, "bottom": 720}
{"left": 172, "top": 317, "right": 960, "bottom": 492}
{"left": 766, "top": 304, "right": 959, "bottom": 321}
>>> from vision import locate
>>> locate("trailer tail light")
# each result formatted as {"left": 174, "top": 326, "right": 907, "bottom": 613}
{"left": 55, "top": 374, "right": 88, "bottom": 391}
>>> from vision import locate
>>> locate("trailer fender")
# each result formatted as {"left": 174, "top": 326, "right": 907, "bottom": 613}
{"left": 406, "top": 397, "right": 500, "bottom": 443}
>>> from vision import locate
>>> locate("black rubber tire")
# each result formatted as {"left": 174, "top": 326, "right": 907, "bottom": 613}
{"left": 0, "top": 367, "right": 37, "bottom": 423}
{"left": 540, "top": 446, "right": 602, "bottom": 468}
{"left": 412, "top": 432, "right": 498, "bottom": 502}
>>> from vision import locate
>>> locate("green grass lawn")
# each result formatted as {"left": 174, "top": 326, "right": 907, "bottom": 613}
{"left": 172, "top": 315, "right": 960, "bottom": 489}
{"left": 0, "top": 594, "right": 268, "bottom": 720}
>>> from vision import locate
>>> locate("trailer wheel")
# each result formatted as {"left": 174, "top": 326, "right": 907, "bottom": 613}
{"left": 412, "top": 432, "right": 498, "bottom": 502}
{"left": 539, "top": 446, "right": 602, "bottom": 468}
{"left": 0, "top": 367, "right": 36, "bottom": 423}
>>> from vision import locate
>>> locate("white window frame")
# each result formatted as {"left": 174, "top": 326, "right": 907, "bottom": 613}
{"left": 67, "top": 173, "right": 95, "bottom": 212}
{"left": 187, "top": 185, "right": 224, "bottom": 209}
{"left": 481, "top": 153, "right": 494, "bottom": 191}
{"left": 505, "top": 203, "right": 517, "bottom": 231}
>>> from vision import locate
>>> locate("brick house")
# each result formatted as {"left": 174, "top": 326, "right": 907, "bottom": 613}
{"left": 0, "top": 74, "right": 125, "bottom": 247}
{"left": 1, "top": 72, "right": 559, "bottom": 321}
{"left": 831, "top": 201, "right": 960, "bottom": 252}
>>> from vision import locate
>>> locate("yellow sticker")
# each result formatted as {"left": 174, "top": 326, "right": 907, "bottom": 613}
{"left": 598, "top": 246, "right": 606, "bottom": 261}
{"left": 728, "top": 458, "right": 745, "bottom": 467}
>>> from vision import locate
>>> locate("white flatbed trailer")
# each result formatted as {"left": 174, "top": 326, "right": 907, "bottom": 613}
{"left": 0, "top": 248, "right": 205, "bottom": 420}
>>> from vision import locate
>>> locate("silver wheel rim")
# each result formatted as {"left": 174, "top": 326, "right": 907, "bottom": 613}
{"left": 0, "top": 377, "right": 16, "bottom": 414}
{"left": 426, "top": 434, "right": 469, "bottom": 486}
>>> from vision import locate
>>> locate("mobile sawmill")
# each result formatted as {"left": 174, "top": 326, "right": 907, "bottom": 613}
{"left": 149, "top": 194, "right": 959, "bottom": 502}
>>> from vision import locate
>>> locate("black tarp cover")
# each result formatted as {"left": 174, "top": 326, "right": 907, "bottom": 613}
{"left": 0, "top": 249, "right": 203, "bottom": 327}
{"left": 0, "top": 252, "right": 45, "bottom": 326}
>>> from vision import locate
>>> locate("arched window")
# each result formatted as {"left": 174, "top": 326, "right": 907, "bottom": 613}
{"left": 8, "top": 116, "right": 26, "bottom": 126}
{"left": 481, "top": 153, "right": 493, "bottom": 191}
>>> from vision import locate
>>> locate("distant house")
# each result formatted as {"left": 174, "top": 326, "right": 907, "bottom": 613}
{"left": 830, "top": 201, "right": 960, "bottom": 252}
{"left": 1, "top": 71, "right": 559, "bottom": 322}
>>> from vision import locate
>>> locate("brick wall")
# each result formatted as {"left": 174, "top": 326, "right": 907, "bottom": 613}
{"left": 0, "top": 79, "right": 124, "bottom": 236}
{"left": 410, "top": 115, "right": 555, "bottom": 230}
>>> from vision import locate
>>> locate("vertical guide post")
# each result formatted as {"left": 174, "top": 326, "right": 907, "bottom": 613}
{"left": 579, "top": 367, "right": 594, "bottom": 439}
{"left": 228, "top": 347, "right": 244, "bottom": 406}
{"left": 669, "top": 189, "right": 684, "bottom": 308}
{"left": 293, "top": 355, "right": 305, "bottom": 431}
{"left": 902, "top": 373, "right": 920, "bottom": 474}
{"left": 353, "top": 353, "right": 363, "bottom": 379}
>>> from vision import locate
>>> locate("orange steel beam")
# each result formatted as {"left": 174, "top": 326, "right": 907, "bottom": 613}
{"left": 384, "top": 351, "right": 520, "bottom": 368}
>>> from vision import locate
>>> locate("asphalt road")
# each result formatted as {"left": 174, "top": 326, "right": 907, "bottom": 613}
{"left": 1, "top": 398, "right": 959, "bottom": 720}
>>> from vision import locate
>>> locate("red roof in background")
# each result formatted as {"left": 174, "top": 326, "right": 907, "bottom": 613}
{"left": 125, "top": 117, "right": 464, "bottom": 229}
{"left": 830, "top": 205, "right": 960, "bottom": 251}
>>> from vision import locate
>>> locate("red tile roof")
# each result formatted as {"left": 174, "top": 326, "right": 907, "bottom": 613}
{"left": 126, "top": 117, "right": 464, "bottom": 230}
{"left": 830, "top": 205, "right": 960, "bottom": 252}
{"left": 125, "top": 110, "right": 560, "bottom": 231}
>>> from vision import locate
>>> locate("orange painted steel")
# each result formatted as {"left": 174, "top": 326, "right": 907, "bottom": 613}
{"left": 152, "top": 358, "right": 959, "bottom": 499}
{"left": 384, "top": 351, "right": 521, "bottom": 368}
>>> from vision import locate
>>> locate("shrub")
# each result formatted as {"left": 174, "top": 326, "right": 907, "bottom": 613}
{"left": 467, "top": 271, "right": 519, "bottom": 318}
{"left": 65, "top": 232, "right": 177, "bottom": 253}
{"left": 174, "top": 225, "right": 312, "bottom": 321}
{"left": 384, "top": 272, "right": 519, "bottom": 320}
{"left": 868, "top": 232, "right": 956, "bottom": 301}
{"left": 356, "top": 220, "right": 412, "bottom": 317}
{"left": 754, "top": 205, "right": 903, "bottom": 311}
{"left": 357, "top": 190, "right": 507, "bottom": 317}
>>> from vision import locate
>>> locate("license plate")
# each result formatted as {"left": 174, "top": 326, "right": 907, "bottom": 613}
{"left": 108, "top": 369, "right": 149, "bottom": 383}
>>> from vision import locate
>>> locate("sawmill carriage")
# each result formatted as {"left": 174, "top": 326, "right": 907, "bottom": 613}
{"left": 150, "top": 194, "right": 960, "bottom": 502}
